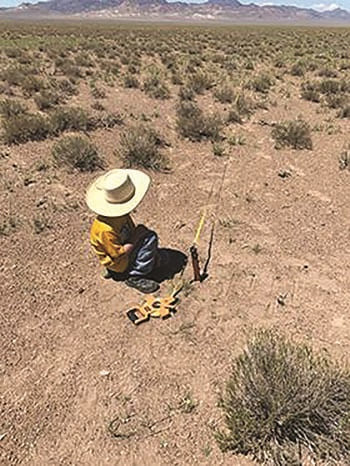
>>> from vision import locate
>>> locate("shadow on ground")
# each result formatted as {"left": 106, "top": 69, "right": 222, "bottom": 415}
{"left": 149, "top": 248, "right": 188, "bottom": 283}
{"left": 110, "top": 248, "right": 188, "bottom": 284}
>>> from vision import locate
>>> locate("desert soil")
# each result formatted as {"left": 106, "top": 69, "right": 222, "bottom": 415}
{"left": 1, "top": 26, "right": 350, "bottom": 466}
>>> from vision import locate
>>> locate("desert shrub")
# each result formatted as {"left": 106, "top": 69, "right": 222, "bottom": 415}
{"left": 4, "top": 47, "right": 22, "bottom": 59}
{"left": 319, "top": 79, "right": 348, "bottom": 95}
{"left": 90, "top": 86, "right": 106, "bottom": 99}
{"left": 213, "top": 83, "right": 235, "bottom": 103}
{"left": 249, "top": 73, "right": 274, "bottom": 93}
{"left": 0, "top": 217, "right": 17, "bottom": 236}
{"left": 1, "top": 66, "right": 25, "bottom": 87}
{"left": 58, "top": 60, "right": 82, "bottom": 80}
{"left": 178, "top": 85, "right": 195, "bottom": 101}
{"left": 52, "top": 135, "right": 103, "bottom": 172}
{"left": 21, "top": 75, "right": 44, "bottom": 96}
{"left": 301, "top": 81, "right": 320, "bottom": 102}
{"left": 2, "top": 113, "right": 50, "bottom": 144}
{"left": 217, "top": 330, "right": 350, "bottom": 465}
{"left": 50, "top": 107, "right": 90, "bottom": 135}
{"left": 326, "top": 94, "right": 348, "bottom": 109}
{"left": 88, "top": 112, "right": 123, "bottom": 129}
{"left": 143, "top": 68, "right": 170, "bottom": 100}
{"left": 272, "top": 119, "right": 313, "bottom": 150}
{"left": 189, "top": 71, "right": 213, "bottom": 94}
{"left": 227, "top": 94, "right": 254, "bottom": 124}
{"left": 123, "top": 74, "right": 139, "bottom": 89}
{"left": 176, "top": 101, "right": 223, "bottom": 142}
{"left": 290, "top": 61, "right": 306, "bottom": 77}
{"left": 338, "top": 105, "right": 350, "bottom": 119}
{"left": 318, "top": 67, "right": 338, "bottom": 78}
{"left": 117, "top": 124, "right": 166, "bottom": 171}
{"left": 58, "top": 79, "right": 78, "bottom": 97}
{"left": 34, "top": 90, "right": 61, "bottom": 111}
{"left": 75, "top": 53, "right": 94, "bottom": 68}
{"left": 0, "top": 98, "right": 27, "bottom": 118}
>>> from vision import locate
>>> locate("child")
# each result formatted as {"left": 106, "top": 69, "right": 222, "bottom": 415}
{"left": 86, "top": 168, "right": 165, "bottom": 294}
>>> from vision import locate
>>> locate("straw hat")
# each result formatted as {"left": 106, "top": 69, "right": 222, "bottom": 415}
{"left": 86, "top": 169, "right": 150, "bottom": 217}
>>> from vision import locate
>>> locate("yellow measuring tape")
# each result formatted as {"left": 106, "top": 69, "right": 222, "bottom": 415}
{"left": 193, "top": 210, "right": 206, "bottom": 245}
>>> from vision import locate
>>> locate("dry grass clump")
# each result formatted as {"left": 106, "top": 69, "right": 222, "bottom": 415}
{"left": 123, "top": 73, "right": 139, "bottom": 89}
{"left": 50, "top": 106, "right": 90, "bottom": 135}
{"left": 176, "top": 101, "right": 223, "bottom": 142}
{"left": 217, "top": 330, "right": 350, "bottom": 465}
{"left": 301, "top": 81, "right": 321, "bottom": 103}
{"left": 34, "top": 89, "right": 61, "bottom": 111}
{"left": 213, "top": 82, "right": 235, "bottom": 103}
{"left": 2, "top": 113, "right": 50, "bottom": 145}
{"left": 0, "top": 98, "right": 27, "bottom": 118}
{"left": 117, "top": 124, "right": 167, "bottom": 171}
{"left": 227, "top": 94, "right": 255, "bottom": 124}
{"left": 248, "top": 73, "right": 274, "bottom": 94}
{"left": 272, "top": 119, "right": 313, "bottom": 150}
{"left": 52, "top": 135, "right": 103, "bottom": 172}
{"left": 143, "top": 67, "right": 170, "bottom": 100}
{"left": 189, "top": 71, "right": 213, "bottom": 95}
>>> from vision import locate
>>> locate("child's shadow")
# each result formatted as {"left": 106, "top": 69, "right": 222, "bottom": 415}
{"left": 148, "top": 248, "right": 188, "bottom": 283}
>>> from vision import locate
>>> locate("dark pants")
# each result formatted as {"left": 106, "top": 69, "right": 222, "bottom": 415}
{"left": 128, "top": 231, "right": 158, "bottom": 278}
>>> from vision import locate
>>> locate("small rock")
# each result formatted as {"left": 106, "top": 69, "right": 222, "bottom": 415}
{"left": 99, "top": 370, "right": 110, "bottom": 377}
{"left": 278, "top": 170, "right": 292, "bottom": 179}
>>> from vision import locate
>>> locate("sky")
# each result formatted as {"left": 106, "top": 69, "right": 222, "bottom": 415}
{"left": 0, "top": 0, "right": 349, "bottom": 11}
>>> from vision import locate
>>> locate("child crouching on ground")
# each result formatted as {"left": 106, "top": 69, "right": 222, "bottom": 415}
{"left": 86, "top": 168, "right": 166, "bottom": 294}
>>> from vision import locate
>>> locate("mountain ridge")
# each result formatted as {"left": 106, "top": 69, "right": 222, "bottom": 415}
{"left": 1, "top": 0, "right": 350, "bottom": 23}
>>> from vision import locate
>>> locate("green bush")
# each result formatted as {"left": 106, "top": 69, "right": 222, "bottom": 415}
{"left": 217, "top": 330, "right": 350, "bottom": 465}
{"left": 272, "top": 119, "right": 313, "bottom": 150}
{"left": 117, "top": 124, "right": 167, "bottom": 171}
{"left": 176, "top": 101, "right": 223, "bottom": 142}
{"left": 2, "top": 113, "right": 50, "bottom": 144}
{"left": 52, "top": 135, "right": 103, "bottom": 172}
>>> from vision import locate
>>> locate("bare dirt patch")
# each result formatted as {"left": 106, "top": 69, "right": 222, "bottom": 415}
{"left": 1, "top": 23, "right": 350, "bottom": 465}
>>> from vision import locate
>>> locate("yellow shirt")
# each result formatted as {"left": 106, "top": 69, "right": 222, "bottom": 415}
{"left": 90, "top": 215, "right": 135, "bottom": 273}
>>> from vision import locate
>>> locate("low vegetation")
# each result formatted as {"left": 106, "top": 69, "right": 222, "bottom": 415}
{"left": 272, "top": 119, "right": 313, "bottom": 150}
{"left": 117, "top": 124, "right": 167, "bottom": 171}
{"left": 217, "top": 330, "right": 350, "bottom": 464}
{"left": 52, "top": 135, "right": 103, "bottom": 172}
{"left": 176, "top": 101, "right": 223, "bottom": 142}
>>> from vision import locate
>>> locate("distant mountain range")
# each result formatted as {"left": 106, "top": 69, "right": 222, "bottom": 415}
{"left": 1, "top": 0, "right": 350, "bottom": 23}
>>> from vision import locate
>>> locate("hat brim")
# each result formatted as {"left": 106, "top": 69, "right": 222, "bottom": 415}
{"left": 86, "top": 169, "right": 151, "bottom": 217}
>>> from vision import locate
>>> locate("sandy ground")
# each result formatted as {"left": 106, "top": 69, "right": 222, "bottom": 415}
{"left": 1, "top": 64, "right": 350, "bottom": 466}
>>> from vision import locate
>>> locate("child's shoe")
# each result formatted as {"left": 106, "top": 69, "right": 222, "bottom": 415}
{"left": 126, "top": 277, "right": 159, "bottom": 294}
{"left": 101, "top": 268, "right": 113, "bottom": 279}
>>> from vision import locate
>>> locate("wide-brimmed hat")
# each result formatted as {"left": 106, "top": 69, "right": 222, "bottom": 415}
{"left": 86, "top": 169, "right": 150, "bottom": 217}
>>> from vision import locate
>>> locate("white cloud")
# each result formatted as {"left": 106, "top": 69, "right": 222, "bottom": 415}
{"left": 311, "top": 2, "right": 340, "bottom": 10}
